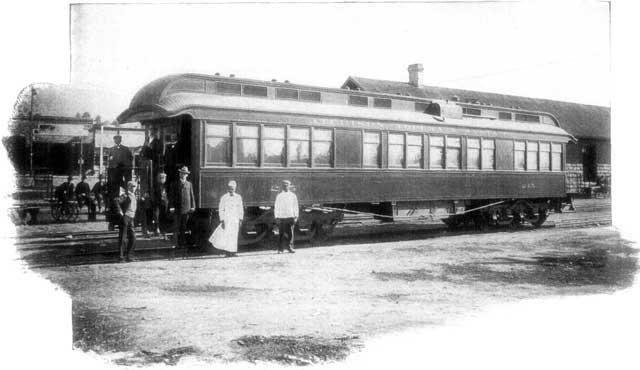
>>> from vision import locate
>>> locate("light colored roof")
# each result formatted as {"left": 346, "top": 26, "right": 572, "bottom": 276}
{"left": 118, "top": 74, "right": 573, "bottom": 141}
{"left": 344, "top": 76, "right": 610, "bottom": 139}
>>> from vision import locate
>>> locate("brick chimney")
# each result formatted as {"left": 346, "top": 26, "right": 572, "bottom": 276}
{"left": 408, "top": 63, "right": 424, "bottom": 87}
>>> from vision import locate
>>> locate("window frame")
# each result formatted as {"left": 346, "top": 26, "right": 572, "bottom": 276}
{"left": 466, "top": 137, "right": 481, "bottom": 170}
{"left": 204, "top": 121, "right": 232, "bottom": 166}
{"left": 481, "top": 138, "right": 496, "bottom": 171}
{"left": 262, "top": 125, "right": 286, "bottom": 167}
{"left": 539, "top": 142, "right": 551, "bottom": 172}
{"left": 287, "top": 126, "right": 311, "bottom": 167}
{"left": 445, "top": 136, "right": 462, "bottom": 170}
{"left": 311, "top": 128, "right": 334, "bottom": 167}
{"left": 406, "top": 133, "right": 423, "bottom": 169}
{"left": 551, "top": 143, "right": 563, "bottom": 172}
{"left": 363, "top": 131, "right": 382, "bottom": 168}
{"left": 234, "top": 124, "right": 260, "bottom": 167}
{"left": 514, "top": 140, "right": 526, "bottom": 171}
{"left": 428, "top": 135, "right": 445, "bottom": 170}
{"left": 387, "top": 132, "right": 406, "bottom": 168}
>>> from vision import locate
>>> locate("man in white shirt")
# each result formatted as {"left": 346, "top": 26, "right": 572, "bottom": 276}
{"left": 215, "top": 180, "right": 244, "bottom": 257}
{"left": 274, "top": 180, "right": 298, "bottom": 253}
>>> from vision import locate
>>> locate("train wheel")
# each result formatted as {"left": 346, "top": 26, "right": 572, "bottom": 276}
{"left": 443, "top": 215, "right": 463, "bottom": 230}
{"left": 310, "top": 220, "right": 338, "bottom": 243}
{"left": 239, "top": 223, "right": 269, "bottom": 246}
{"left": 527, "top": 208, "right": 549, "bottom": 228}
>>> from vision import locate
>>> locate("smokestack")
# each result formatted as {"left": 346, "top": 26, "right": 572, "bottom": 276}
{"left": 408, "top": 63, "right": 424, "bottom": 87}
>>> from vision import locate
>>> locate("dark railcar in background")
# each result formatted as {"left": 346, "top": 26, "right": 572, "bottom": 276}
{"left": 118, "top": 74, "right": 574, "bottom": 246}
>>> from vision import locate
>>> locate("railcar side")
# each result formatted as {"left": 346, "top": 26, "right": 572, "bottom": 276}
{"left": 118, "top": 73, "right": 575, "bottom": 246}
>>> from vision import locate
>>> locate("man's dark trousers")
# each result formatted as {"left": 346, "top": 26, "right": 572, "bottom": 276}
{"left": 119, "top": 215, "right": 136, "bottom": 259}
{"left": 278, "top": 217, "right": 296, "bottom": 251}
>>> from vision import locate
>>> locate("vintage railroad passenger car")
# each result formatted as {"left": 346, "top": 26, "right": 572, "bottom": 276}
{"left": 117, "top": 73, "right": 574, "bottom": 246}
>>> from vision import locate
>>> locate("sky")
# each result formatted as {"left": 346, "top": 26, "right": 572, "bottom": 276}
{"left": 67, "top": 2, "right": 611, "bottom": 112}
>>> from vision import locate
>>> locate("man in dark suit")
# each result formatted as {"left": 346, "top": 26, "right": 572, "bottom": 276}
{"left": 91, "top": 174, "right": 108, "bottom": 213}
{"left": 173, "top": 166, "right": 195, "bottom": 251}
{"left": 152, "top": 172, "right": 169, "bottom": 236}
{"left": 116, "top": 181, "right": 137, "bottom": 262}
{"left": 108, "top": 134, "right": 133, "bottom": 192}
{"left": 75, "top": 174, "right": 96, "bottom": 220}
{"left": 55, "top": 175, "right": 75, "bottom": 205}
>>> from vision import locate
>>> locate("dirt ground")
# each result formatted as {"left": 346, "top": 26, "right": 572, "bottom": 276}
{"left": 25, "top": 224, "right": 637, "bottom": 367}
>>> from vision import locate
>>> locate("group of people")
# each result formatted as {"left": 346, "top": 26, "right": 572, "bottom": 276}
{"left": 115, "top": 165, "right": 195, "bottom": 262}
{"left": 212, "top": 179, "right": 299, "bottom": 257}
{"left": 55, "top": 174, "right": 108, "bottom": 221}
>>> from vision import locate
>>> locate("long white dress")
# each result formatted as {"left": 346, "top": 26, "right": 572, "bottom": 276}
{"left": 211, "top": 192, "right": 244, "bottom": 253}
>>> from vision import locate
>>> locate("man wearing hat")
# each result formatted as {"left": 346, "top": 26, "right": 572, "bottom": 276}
{"left": 75, "top": 174, "right": 96, "bottom": 220}
{"left": 212, "top": 180, "right": 243, "bottom": 257}
{"left": 91, "top": 174, "right": 108, "bottom": 213}
{"left": 152, "top": 172, "right": 170, "bottom": 236}
{"left": 116, "top": 181, "right": 138, "bottom": 262}
{"left": 173, "top": 166, "right": 195, "bottom": 251}
{"left": 55, "top": 175, "right": 75, "bottom": 206}
{"left": 108, "top": 134, "right": 133, "bottom": 193}
{"left": 274, "top": 180, "right": 299, "bottom": 253}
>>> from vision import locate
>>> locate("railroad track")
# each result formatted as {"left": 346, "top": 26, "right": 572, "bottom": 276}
{"left": 13, "top": 200, "right": 612, "bottom": 268}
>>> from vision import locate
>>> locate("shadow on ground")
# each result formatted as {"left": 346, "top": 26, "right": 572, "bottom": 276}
{"left": 373, "top": 241, "right": 638, "bottom": 289}
{"left": 231, "top": 335, "right": 361, "bottom": 366}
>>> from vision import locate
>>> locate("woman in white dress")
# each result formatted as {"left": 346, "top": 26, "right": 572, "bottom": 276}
{"left": 212, "top": 180, "right": 244, "bottom": 257}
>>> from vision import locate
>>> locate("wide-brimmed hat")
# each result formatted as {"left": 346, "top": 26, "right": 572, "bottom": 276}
{"left": 281, "top": 180, "right": 291, "bottom": 185}
{"left": 178, "top": 166, "right": 190, "bottom": 174}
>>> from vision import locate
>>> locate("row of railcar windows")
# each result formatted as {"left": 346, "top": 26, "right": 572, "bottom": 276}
{"left": 204, "top": 122, "right": 561, "bottom": 171}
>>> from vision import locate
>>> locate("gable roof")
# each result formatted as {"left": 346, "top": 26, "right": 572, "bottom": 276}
{"left": 344, "top": 76, "right": 610, "bottom": 140}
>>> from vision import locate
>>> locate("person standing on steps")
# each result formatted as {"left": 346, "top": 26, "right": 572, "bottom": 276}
{"left": 173, "top": 166, "right": 195, "bottom": 255}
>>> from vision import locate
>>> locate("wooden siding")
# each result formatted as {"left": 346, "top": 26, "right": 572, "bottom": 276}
{"left": 198, "top": 169, "right": 566, "bottom": 208}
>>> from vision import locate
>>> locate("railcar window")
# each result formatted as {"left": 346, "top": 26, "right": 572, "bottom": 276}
{"left": 515, "top": 114, "right": 540, "bottom": 123}
{"left": 514, "top": 141, "right": 526, "bottom": 171}
{"left": 467, "top": 138, "right": 481, "bottom": 170}
{"left": 242, "top": 85, "right": 268, "bottom": 97}
{"left": 349, "top": 95, "right": 369, "bottom": 107}
{"left": 363, "top": 132, "right": 381, "bottom": 168}
{"left": 462, "top": 107, "right": 482, "bottom": 116}
{"left": 446, "top": 137, "right": 461, "bottom": 169}
{"left": 481, "top": 139, "right": 495, "bottom": 170}
{"left": 263, "top": 126, "right": 285, "bottom": 166}
{"left": 388, "top": 133, "right": 405, "bottom": 168}
{"left": 429, "top": 136, "right": 445, "bottom": 169}
{"left": 526, "top": 141, "right": 539, "bottom": 171}
{"left": 276, "top": 88, "right": 299, "bottom": 100}
{"left": 288, "top": 127, "right": 311, "bottom": 167}
{"left": 551, "top": 143, "right": 562, "bottom": 171}
{"left": 407, "top": 134, "right": 423, "bottom": 168}
{"left": 373, "top": 98, "right": 392, "bottom": 109}
{"left": 300, "top": 90, "right": 322, "bottom": 102}
{"left": 236, "top": 125, "right": 259, "bottom": 166}
{"left": 540, "top": 143, "right": 551, "bottom": 171}
{"left": 205, "top": 123, "right": 231, "bottom": 165}
{"left": 215, "top": 82, "right": 242, "bottom": 95}
{"left": 498, "top": 112, "right": 512, "bottom": 120}
{"left": 170, "top": 78, "right": 205, "bottom": 92}
{"left": 415, "top": 102, "right": 430, "bottom": 112}
{"left": 312, "top": 128, "right": 333, "bottom": 167}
